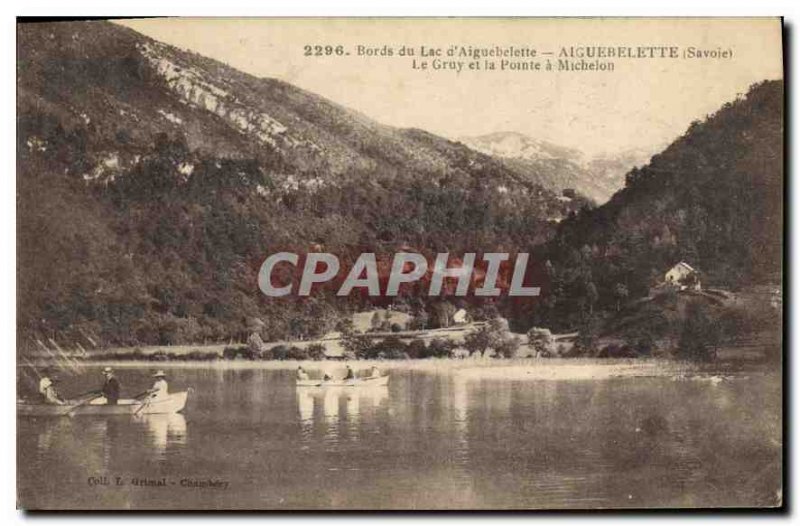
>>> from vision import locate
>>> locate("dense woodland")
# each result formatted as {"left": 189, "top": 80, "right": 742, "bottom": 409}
{"left": 521, "top": 80, "right": 783, "bottom": 334}
{"left": 17, "top": 21, "right": 570, "bottom": 347}
{"left": 17, "top": 22, "right": 783, "bottom": 352}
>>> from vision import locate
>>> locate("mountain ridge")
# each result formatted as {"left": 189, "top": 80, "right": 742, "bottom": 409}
{"left": 17, "top": 20, "right": 582, "bottom": 346}
{"left": 460, "top": 131, "right": 658, "bottom": 203}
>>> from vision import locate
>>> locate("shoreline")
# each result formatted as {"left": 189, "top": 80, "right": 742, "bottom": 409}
{"left": 17, "top": 356, "right": 774, "bottom": 380}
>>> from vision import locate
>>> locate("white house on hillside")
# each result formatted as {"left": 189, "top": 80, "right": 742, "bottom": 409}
{"left": 664, "top": 261, "right": 701, "bottom": 291}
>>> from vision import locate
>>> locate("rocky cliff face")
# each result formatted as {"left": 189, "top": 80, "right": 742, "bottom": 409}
{"left": 139, "top": 42, "right": 301, "bottom": 151}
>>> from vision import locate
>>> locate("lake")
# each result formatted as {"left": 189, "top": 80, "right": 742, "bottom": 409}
{"left": 17, "top": 362, "right": 782, "bottom": 510}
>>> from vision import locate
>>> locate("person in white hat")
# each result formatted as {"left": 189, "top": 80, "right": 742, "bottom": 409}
{"left": 38, "top": 369, "right": 64, "bottom": 405}
{"left": 139, "top": 370, "right": 169, "bottom": 401}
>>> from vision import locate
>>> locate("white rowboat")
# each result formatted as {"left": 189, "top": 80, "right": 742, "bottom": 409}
{"left": 17, "top": 391, "right": 190, "bottom": 417}
{"left": 296, "top": 375, "right": 389, "bottom": 388}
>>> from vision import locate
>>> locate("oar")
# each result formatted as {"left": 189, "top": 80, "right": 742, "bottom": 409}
{"left": 63, "top": 392, "right": 103, "bottom": 418}
{"left": 133, "top": 395, "right": 153, "bottom": 417}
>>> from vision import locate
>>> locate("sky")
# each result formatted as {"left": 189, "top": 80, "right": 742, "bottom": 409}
{"left": 118, "top": 18, "right": 782, "bottom": 158}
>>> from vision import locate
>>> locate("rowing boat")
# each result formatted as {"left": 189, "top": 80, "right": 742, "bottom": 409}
{"left": 17, "top": 391, "right": 190, "bottom": 417}
{"left": 296, "top": 375, "right": 389, "bottom": 388}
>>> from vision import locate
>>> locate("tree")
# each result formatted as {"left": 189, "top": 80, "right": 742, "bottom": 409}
{"left": 574, "top": 315, "right": 601, "bottom": 356}
{"left": 408, "top": 311, "right": 429, "bottom": 330}
{"left": 287, "top": 346, "right": 310, "bottom": 360}
{"left": 622, "top": 302, "right": 672, "bottom": 356}
{"left": 677, "top": 300, "right": 719, "bottom": 361}
{"left": 370, "top": 312, "right": 382, "bottom": 332}
{"left": 335, "top": 317, "right": 355, "bottom": 336}
{"left": 247, "top": 331, "right": 267, "bottom": 358}
{"left": 473, "top": 302, "right": 500, "bottom": 322}
{"left": 307, "top": 343, "right": 327, "bottom": 361}
{"left": 427, "top": 338, "right": 455, "bottom": 358}
{"left": 495, "top": 336, "right": 520, "bottom": 358}
{"left": 488, "top": 316, "right": 510, "bottom": 334}
{"left": 342, "top": 334, "right": 374, "bottom": 359}
{"left": 463, "top": 317, "right": 516, "bottom": 358}
{"left": 585, "top": 281, "right": 599, "bottom": 316}
{"left": 527, "top": 327, "right": 555, "bottom": 357}
{"left": 406, "top": 338, "right": 427, "bottom": 359}
{"left": 613, "top": 283, "right": 629, "bottom": 312}
{"left": 267, "top": 344, "right": 289, "bottom": 360}
{"left": 464, "top": 326, "right": 493, "bottom": 357}
{"left": 373, "top": 336, "right": 407, "bottom": 359}
{"left": 429, "top": 301, "right": 456, "bottom": 329}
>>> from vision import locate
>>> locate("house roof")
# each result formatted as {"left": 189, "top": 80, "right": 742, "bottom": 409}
{"left": 671, "top": 261, "right": 696, "bottom": 272}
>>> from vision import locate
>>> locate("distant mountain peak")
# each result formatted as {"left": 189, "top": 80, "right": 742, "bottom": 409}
{"left": 461, "top": 132, "right": 585, "bottom": 163}
{"left": 460, "top": 131, "right": 656, "bottom": 203}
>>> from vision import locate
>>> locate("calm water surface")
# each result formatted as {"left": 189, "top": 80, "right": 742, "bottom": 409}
{"left": 18, "top": 364, "right": 781, "bottom": 509}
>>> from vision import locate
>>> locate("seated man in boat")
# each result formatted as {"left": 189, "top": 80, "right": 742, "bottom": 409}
{"left": 98, "top": 366, "right": 121, "bottom": 405}
{"left": 369, "top": 365, "right": 381, "bottom": 378}
{"left": 38, "top": 371, "right": 65, "bottom": 405}
{"left": 344, "top": 364, "right": 356, "bottom": 381}
{"left": 138, "top": 370, "right": 169, "bottom": 401}
{"left": 296, "top": 366, "right": 309, "bottom": 381}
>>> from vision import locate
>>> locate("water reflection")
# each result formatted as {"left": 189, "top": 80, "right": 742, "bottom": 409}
{"left": 452, "top": 375, "right": 468, "bottom": 425}
{"left": 29, "top": 413, "right": 188, "bottom": 464}
{"left": 359, "top": 385, "right": 388, "bottom": 408}
{"left": 137, "top": 413, "right": 188, "bottom": 459}
{"left": 345, "top": 393, "right": 359, "bottom": 424}
{"left": 451, "top": 375, "right": 470, "bottom": 465}
{"left": 297, "top": 389, "right": 314, "bottom": 422}
{"left": 34, "top": 417, "right": 72, "bottom": 455}
{"left": 322, "top": 388, "right": 339, "bottom": 423}
{"left": 18, "top": 367, "right": 782, "bottom": 510}
{"left": 296, "top": 386, "right": 389, "bottom": 442}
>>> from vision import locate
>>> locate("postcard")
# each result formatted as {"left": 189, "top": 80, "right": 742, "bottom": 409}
{"left": 16, "top": 17, "right": 783, "bottom": 510}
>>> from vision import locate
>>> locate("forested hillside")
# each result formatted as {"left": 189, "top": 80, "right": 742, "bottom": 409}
{"left": 521, "top": 80, "right": 783, "bottom": 333}
{"left": 17, "top": 21, "right": 582, "bottom": 346}
{"left": 17, "top": 21, "right": 781, "bottom": 349}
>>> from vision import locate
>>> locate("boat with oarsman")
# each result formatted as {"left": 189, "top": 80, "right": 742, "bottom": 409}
{"left": 17, "top": 390, "right": 190, "bottom": 417}
{"left": 295, "top": 375, "right": 389, "bottom": 388}
{"left": 18, "top": 367, "right": 190, "bottom": 417}
{"left": 295, "top": 364, "right": 389, "bottom": 387}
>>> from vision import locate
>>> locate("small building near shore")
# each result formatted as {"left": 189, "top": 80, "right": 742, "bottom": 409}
{"left": 664, "top": 261, "right": 701, "bottom": 291}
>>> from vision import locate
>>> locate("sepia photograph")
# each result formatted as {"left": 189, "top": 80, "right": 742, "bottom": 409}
{"left": 15, "top": 17, "right": 783, "bottom": 511}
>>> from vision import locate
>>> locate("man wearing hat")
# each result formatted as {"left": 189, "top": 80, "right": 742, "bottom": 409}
{"left": 98, "top": 367, "right": 121, "bottom": 405}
